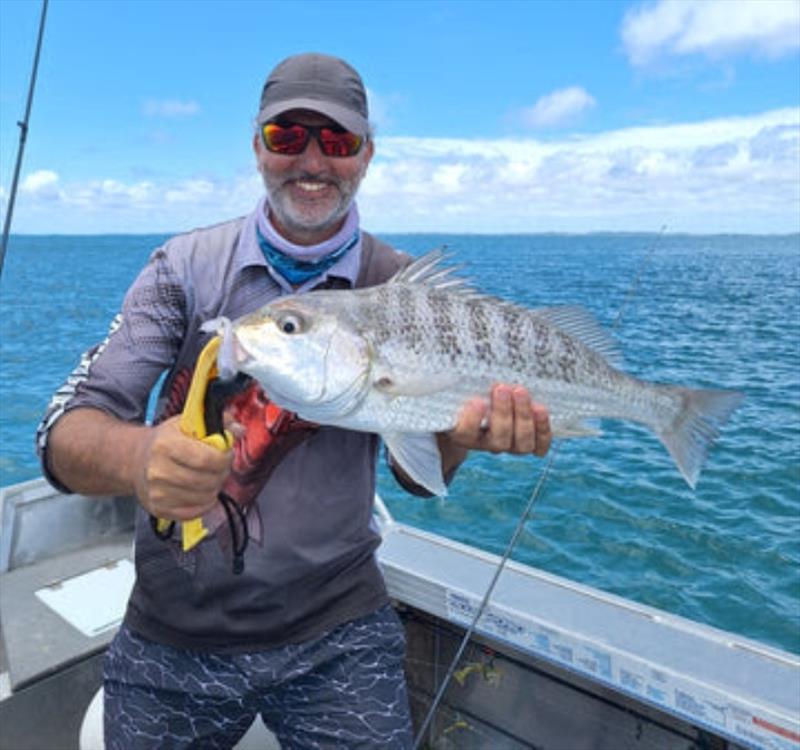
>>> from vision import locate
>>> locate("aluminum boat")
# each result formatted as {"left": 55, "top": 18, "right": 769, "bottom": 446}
{"left": 1, "top": 478, "right": 798, "bottom": 749}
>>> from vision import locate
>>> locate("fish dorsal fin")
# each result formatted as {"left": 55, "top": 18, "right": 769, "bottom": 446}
{"left": 390, "top": 253, "right": 622, "bottom": 365}
{"left": 389, "top": 248, "right": 473, "bottom": 293}
{"left": 532, "top": 305, "right": 624, "bottom": 367}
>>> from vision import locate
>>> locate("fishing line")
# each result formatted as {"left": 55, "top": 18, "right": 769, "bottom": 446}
{"left": 411, "top": 227, "right": 668, "bottom": 749}
{"left": 611, "top": 225, "right": 666, "bottom": 333}
{"left": 411, "top": 445, "right": 560, "bottom": 749}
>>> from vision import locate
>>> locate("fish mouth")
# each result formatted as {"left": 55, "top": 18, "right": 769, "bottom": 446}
{"left": 226, "top": 331, "right": 258, "bottom": 371}
{"left": 200, "top": 316, "right": 246, "bottom": 381}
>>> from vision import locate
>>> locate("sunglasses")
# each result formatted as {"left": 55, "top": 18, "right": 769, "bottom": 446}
{"left": 261, "top": 121, "right": 364, "bottom": 158}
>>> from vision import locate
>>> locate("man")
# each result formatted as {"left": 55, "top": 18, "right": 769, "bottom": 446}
{"left": 37, "top": 53, "right": 551, "bottom": 749}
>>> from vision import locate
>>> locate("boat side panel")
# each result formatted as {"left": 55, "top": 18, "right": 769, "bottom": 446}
{"left": 402, "top": 607, "right": 712, "bottom": 750}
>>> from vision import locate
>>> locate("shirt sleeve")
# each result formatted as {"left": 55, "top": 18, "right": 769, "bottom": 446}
{"left": 36, "top": 247, "right": 188, "bottom": 491}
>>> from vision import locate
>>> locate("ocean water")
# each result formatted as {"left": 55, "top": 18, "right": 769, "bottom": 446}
{"left": 1, "top": 232, "right": 798, "bottom": 655}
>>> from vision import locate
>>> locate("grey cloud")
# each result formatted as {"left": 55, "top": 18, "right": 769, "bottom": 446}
{"left": 692, "top": 143, "right": 739, "bottom": 169}
{"left": 749, "top": 124, "right": 800, "bottom": 162}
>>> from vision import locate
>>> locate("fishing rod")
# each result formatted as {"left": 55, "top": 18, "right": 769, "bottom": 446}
{"left": 412, "top": 226, "right": 667, "bottom": 749}
{"left": 0, "top": 0, "right": 49, "bottom": 280}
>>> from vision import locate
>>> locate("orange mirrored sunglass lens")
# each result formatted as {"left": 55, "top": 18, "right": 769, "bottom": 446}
{"left": 319, "top": 129, "right": 362, "bottom": 157}
{"left": 262, "top": 123, "right": 308, "bottom": 154}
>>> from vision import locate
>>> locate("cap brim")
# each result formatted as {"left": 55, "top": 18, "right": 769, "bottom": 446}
{"left": 257, "top": 97, "right": 368, "bottom": 136}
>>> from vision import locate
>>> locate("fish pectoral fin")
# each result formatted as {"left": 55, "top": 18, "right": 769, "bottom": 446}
{"left": 372, "top": 366, "right": 459, "bottom": 398}
{"left": 551, "top": 418, "right": 602, "bottom": 438}
{"left": 384, "top": 431, "right": 448, "bottom": 497}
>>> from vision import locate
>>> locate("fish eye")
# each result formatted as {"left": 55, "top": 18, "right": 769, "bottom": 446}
{"left": 276, "top": 312, "right": 304, "bottom": 335}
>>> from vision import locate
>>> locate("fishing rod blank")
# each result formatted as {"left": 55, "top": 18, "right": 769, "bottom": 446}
{"left": 0, "top": 0, "right": 49, "bottom": 280}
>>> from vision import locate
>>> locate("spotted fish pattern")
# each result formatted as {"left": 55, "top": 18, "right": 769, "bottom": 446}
{"left": 257, "top": 258, "right": 639, "bottom": 444}
{"left": 103, "top": 604, "right": 413, "bottom": 749}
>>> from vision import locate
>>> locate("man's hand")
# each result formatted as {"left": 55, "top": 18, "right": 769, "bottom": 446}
{"left": 451, "top": 384, "right": 551, "bottom": 456}
{"left": 133, "top": 416, "right": 233, "bottom": 521}
{"left": 436, "top": 384, "right": 552, "bottom": 478}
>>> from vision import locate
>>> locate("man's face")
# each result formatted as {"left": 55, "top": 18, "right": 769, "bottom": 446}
{"left": 253, "top": 109, "right": 374, "bottom": 245}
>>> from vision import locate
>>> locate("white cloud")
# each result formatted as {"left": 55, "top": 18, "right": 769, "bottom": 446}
{"left": 19, "top": 169, "right": 61, "bottom": 201}
{"left": 622, "top": 0, "right": 800, "bottom": 66}
{"left": 3, "top": 109, "right": 798, "bottom": 234}
{"left": 360, "top": 107, "right": 800, "bottom": 233}
{"left": 142, "top": 99, "right": 201, "bottom": 117}
{"left": 21, "top": 169, "right": 59, "bottom": 193}
{"left": 521, "top": 87, "right": 597, "bottom": 128}
{"left": 164, "top": 179, "right": 215, "bottom": 204}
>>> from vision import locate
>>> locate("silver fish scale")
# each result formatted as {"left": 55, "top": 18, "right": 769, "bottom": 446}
{"left": 356, "top": 285, "right": 619, "bottom": 387}
{"left": 312, "top": 287, "right": 678, "bottom": 432}
{"left": 319, "top": 283, "right": 659, "bottom": 436}
{"left": 368, "top": 285, "right": 425, "bottom": 356}
{"left": 467, "top": 296, "right": 495, "bottom": 365}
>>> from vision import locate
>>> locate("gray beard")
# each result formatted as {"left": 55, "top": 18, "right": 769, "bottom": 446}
{"left": 260, "top": 168, "right": 362, "bottom": 243}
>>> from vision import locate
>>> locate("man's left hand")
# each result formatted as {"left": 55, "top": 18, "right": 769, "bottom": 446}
{"left": 436, "top": 384, "right": 552, "bottom": 479}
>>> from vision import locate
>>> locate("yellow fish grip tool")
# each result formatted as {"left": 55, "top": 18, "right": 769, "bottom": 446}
{"left": 151, "top": 336, "right": 234, "bottom": 552}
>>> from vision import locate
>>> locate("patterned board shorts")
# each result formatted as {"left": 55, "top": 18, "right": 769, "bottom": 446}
{"left": 103, "top": 604, "right": 413, "bottom": 749}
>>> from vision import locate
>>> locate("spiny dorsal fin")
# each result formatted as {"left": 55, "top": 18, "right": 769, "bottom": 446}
{"left": 389, "top": 248, "right": 473, "bottom": 293}
{"left": 532, "top": 306, "right": 624, "bottom": 367}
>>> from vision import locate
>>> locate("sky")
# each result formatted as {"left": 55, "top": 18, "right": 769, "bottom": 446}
{"left": 0, "top": 0, "right": 798, "bottom": 235}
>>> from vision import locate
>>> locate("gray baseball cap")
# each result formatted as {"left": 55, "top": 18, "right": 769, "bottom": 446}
{"left": 257, "top": 53, "right": 369, "bottom": 137}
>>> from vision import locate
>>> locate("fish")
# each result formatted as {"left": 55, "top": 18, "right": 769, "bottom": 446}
{"left": 203, "top": 249, "right": 743, "bottom": 496}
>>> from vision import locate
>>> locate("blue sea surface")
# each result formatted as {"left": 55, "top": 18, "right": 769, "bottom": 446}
{"left": 1, "top": 232, "right": 798, "bottom": 655}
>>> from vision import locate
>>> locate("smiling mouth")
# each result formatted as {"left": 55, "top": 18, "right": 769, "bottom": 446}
{"left": 295, "top": 180, "right": 329, "bottom": 193}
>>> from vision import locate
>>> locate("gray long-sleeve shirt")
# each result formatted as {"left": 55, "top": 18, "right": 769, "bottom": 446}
{"left": 36, "top": 204, "right": 412, "bottom": 651}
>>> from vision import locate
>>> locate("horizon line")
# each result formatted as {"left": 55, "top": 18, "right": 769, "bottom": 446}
{"left": 5, "top": 230, "right": 800, "bottom": 239}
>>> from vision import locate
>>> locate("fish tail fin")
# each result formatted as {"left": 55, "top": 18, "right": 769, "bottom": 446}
{"left": 657, "top": 387, "right": 743, "bottom": 489}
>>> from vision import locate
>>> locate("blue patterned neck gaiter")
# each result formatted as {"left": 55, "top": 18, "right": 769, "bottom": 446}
{"left": 256, "top": 227, "right": 360, "bottom": 286}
